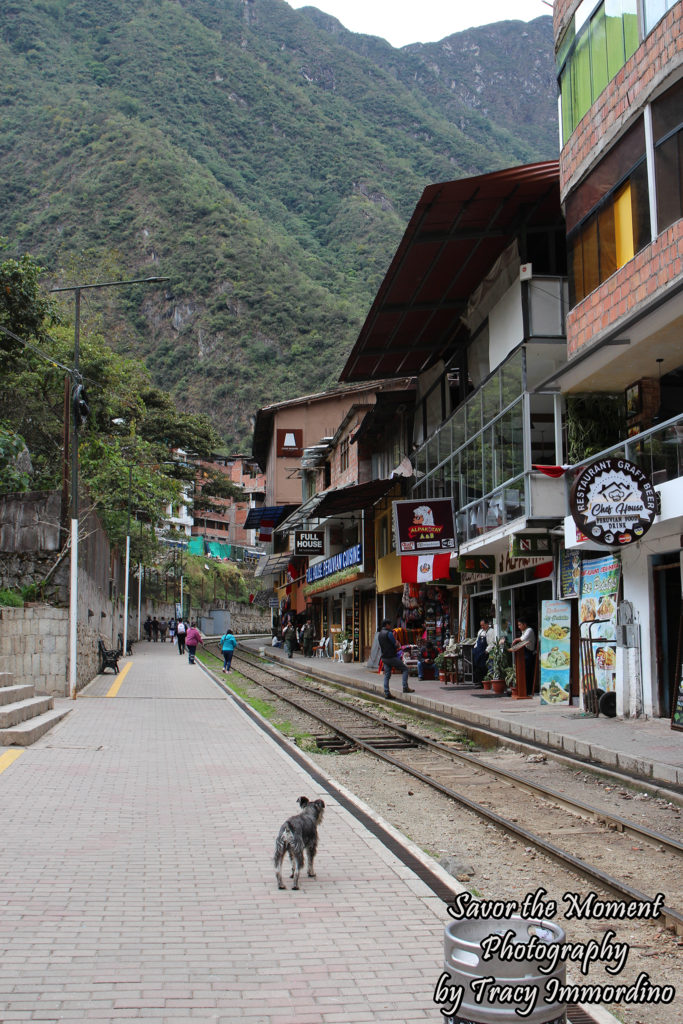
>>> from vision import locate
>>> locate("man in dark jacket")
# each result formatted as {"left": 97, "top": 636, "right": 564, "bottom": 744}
{"left": 377, "top": 619, "right": 414, "bottom": 699}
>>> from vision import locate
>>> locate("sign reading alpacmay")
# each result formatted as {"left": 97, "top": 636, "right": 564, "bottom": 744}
{"left": 570, "top": 458, "right": 657, "bottom": 546}
{"left": 393, "top": 498, "right": 456, "bottom": 554}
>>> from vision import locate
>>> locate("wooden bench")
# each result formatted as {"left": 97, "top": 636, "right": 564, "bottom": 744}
{"left": 98, "top": 640, "right": 120, "bottom": 674}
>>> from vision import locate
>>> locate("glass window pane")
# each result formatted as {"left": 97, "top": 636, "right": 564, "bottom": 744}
{"left": 568, "top": 232, "right": 584, "bottom": 306}
{"left": 482, "top": 373, "right": 500, "bottom": 424}
{"left": 644, "top": 0, "right": 667, "bottom": 35}
{"left": 452, "top": 407, "right": 466, "bottom": 452}
{"left": 605, "top": 0, "right": 626, "bottom": 79}
{"left": 466, "top": 392, "right": 482, "bottom": 438}
{"left": 623, "top": 0, "right": 639, "bottom": 57}
{"left": 590, "top": 8, "right": 609, "bottom": 98}
{"left": 501, "top": 351, "right": 523, "bottom": 408}
{"left": 598, "top": 204, "right": 617, "bottom": 280}
{"left": 427, "top": 434, "right": 439, "bottom": 475}
{"left": 630, "top": 160, "right": 651, "bottom": 254}
{"left": 652, "top": 76, "right": 683, "bottom": 141}
{"left": 561, "top": 65, "right": 574, "bottom": 143}
{"left": 583, "top": 217, "right": 600, "bottom": 294}
{"left": 572, "top": 31, "right": 592, "bottom": 124}
{"left": 656, "top": 132, "right": 683, "bottom": 231}
{"left": 415, "top": 444, "right": 427, "bottom": 482}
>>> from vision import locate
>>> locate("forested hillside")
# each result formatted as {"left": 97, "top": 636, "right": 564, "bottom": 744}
{"left": 1, "top": 0, "right": 557, "bottom": 445}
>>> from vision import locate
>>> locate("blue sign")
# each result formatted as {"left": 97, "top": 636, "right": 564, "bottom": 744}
{"left": 306, "top": 544, "right": 362, "bottom": 584}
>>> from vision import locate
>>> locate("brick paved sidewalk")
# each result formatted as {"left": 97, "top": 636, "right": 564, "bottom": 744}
{"left": 0, "top": 643, "right": 448, "bottom": 1023}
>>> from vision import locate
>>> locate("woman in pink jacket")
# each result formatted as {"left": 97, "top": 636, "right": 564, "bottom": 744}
{"left": 184, "top": 622, "right": 202, "bottom": 664}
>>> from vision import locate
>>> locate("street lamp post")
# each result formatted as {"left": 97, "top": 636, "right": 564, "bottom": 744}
{"left": 51, "top": 276, "right": 169, "bottom": 698}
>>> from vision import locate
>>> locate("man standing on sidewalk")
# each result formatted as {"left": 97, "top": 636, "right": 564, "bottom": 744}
{"left": 378, "top": 619, "right": 414, "bottom": 699}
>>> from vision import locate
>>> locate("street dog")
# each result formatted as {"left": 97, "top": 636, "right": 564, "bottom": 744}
{"left": 274, "top": 795, "right": 325, "bottom": 890}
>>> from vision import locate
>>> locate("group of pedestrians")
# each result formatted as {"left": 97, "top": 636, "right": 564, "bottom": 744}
{"left": 141, "top": 613, "right": 238, "bottom": 670}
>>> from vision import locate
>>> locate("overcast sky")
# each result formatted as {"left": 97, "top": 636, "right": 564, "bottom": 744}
{"left": 286, "top": 0, "right": 553, "bottom": 48}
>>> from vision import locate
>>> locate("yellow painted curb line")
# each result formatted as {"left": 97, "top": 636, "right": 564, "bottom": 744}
{"left": 0, "top": 748, "right": 24, "bottom": 774}
{"left": 106, "top": 660, "right": 133, "bottom": 698}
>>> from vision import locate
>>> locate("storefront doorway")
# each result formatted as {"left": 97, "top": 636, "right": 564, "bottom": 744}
{"left": 653, "top": 555, "right": 682, "bottom": 717}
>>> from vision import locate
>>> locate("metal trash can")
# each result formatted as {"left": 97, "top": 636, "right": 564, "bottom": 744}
{"left": 442, "top": 916, "right": 566, "bottom": 1024}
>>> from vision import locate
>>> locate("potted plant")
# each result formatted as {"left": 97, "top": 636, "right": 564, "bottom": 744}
{"left": 434, "top": 652, "right": 446, "bottom": 682}
{"left": 484, "top": 639, "right": 508, "bottom": 694}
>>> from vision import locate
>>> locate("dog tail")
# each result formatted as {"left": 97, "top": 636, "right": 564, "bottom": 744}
{"left": 274, "top": 824, "right": 294, "bottom": 866}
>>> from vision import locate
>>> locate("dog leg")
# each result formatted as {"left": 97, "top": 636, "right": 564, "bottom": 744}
{"left": 306, "top": 849, "right": 316, "bottom": 877}
{"left": 291, "top": 852, "right": 304, "bottom": 890}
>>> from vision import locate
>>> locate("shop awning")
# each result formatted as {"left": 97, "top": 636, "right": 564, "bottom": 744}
{"left": 254, "top": 553, "right": 294, "bottom": 578}
{"left": 243, "top": 505, "right": 297, "bottom": 530}
{"left": 276, "top": 478, "right": 398, "bottom": 534}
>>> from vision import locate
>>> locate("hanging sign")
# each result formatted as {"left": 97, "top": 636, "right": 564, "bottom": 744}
{"left": 294, "top": 530, "right": 325, "bottom": 556}
{"left": 559, "top": 549, "right": 581, "bottom": 599}
{"left": 458, "top": 555, "right": 495, "bottom": 574}
{"left": 570, "top": 458, "right": 657, "bottom": 546}
{"left": 305, "top": 544, "right": 362, "bottom": 584}
{"left": 393, "top": 498, "right": 456, "bottom": 554}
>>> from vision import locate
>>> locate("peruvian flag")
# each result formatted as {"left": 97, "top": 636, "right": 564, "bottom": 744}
{"left": 401, "top": 553, "right": 451, "bottom": 583}
{"left": 258, "top": 513, "right": 276, "bottom": 542}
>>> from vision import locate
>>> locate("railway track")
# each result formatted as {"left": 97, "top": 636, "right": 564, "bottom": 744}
{"left": 205, "top": 642, "right": 683, "bottom": 936}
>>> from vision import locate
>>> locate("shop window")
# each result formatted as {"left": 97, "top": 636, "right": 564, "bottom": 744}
{"left": 557, "top": 0, "right": 639, "bottom": 146}
{"left": 566, "top": 120, "right": 650, "bottom": 306}
{"left": 652, "top": 78, "right": 683, "bottom": 233}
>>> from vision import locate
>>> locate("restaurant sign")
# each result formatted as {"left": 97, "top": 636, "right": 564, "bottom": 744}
{"left": 306, "top": 544, "right": 362, "bottom": 584}
{"left": 294, "top": 530, "right": 325, "bottom": 556}
{"left": 571, "top": 458, "right": 657, "bottom": 547}
{"left": 393, "top": 498, "right": 456, "bottom": 554}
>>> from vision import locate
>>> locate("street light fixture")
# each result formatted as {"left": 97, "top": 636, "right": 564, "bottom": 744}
{"left": 51, "top": 276, "right": 169, "bottom": 698}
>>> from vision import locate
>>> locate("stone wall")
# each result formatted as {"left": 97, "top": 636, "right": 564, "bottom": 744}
{"left": 0, "top": 605, "right": 69, "bottom": 697}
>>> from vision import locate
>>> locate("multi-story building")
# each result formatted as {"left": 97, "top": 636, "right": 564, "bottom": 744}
{"left": 552, "top": 0, "right": 683, "bottom": 718}
{"left": 191, "top": 454, "right": 266, "bottom": 551}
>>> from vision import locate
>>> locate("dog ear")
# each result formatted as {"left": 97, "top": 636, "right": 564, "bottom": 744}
{"left": 297, "top": 796, "right": 309, "bottom": 808}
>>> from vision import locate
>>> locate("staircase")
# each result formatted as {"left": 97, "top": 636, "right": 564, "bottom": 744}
{"left": 0, "top": 671, "right": 72, "bottom": 746}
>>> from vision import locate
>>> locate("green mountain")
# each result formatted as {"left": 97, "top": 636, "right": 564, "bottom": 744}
{"left": 1, "top": 0, "right": 557, "bottom": 446}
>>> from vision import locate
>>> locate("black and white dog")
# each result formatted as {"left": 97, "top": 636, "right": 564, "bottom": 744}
{"left": 274, "top": 795, "right": 325, "bottom": 890}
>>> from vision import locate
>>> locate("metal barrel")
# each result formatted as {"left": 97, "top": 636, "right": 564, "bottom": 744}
{"left": 442, "top": 916, "right": 566, "bottom": 1024}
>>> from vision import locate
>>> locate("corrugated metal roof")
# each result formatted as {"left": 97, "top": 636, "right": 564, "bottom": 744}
{"left": 340, "top": 161, "right": 560, "bottom": 383}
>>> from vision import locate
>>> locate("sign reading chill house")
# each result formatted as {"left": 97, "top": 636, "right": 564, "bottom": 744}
{"left": 294, "top": 530, "right": 325, "bottom": 556}
{"left": 393, "top": 498, "right": 457, "bottom": 554}
{"left": 570, "top": 458, "right": 657, "bottom": 547}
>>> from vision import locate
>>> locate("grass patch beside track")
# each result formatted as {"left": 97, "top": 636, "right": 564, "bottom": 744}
{"left": 197, "top": 650, "right": 336, "bottom": 754}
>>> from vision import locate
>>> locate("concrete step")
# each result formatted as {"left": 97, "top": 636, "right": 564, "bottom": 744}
{"left": 0, "top": 695, "right": 53, "bottom": 729}
{"left": 0, "top": 671, "right": 15, "bottom": 689}
{"left": 0, "top": 683, "right": 35, "bottom": 706}
{"left": 0, "top": 706, "right": 72, "bottom": 746}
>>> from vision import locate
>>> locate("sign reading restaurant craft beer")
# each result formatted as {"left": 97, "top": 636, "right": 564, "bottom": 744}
{"left": 393, "top": 498, "right": 456, "bottom": 554}
{"left": 294, "top": 530, "right": 325, "bottom": 556}
{"left": 570, "top": 458, "right": 657, "bottom": 546}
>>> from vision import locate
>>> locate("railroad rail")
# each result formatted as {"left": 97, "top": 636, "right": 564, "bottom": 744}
{"left": 204, "top": 641, "right": 683, "bottom": 937}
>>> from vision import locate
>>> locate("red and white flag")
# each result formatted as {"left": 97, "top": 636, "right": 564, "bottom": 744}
{"left": 400, "top": 553, "right": 451, "bottom": 584}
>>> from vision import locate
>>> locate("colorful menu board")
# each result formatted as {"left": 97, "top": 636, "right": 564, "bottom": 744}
{"left": 540, "top": 600, "right": 571, "bottom": 705}
{"left": 580, "top": 554, "right": 621, "bottom": 693}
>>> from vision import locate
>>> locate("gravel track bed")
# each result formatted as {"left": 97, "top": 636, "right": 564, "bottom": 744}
{"left": 226, "top": 663, "right": 683, "bottom": 1024}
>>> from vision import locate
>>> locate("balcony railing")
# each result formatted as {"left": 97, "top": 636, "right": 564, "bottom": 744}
{"left": 571, "top": 412, "right": 683, "bottom": 485}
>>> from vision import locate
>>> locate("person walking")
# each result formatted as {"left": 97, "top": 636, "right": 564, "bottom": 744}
{"left": 283, "top": 622, "right": 295, "bottom": 659}
{"left": 185, "top": 621, "right": 202, "bottom": 665}
{"left": 377, "top": 619, "right": 414, "bottom": 699}
{"left": 159, "top": 617, "right": 168, "bottom": 643}
{"left": 168, "top": 618, "right": 176, "bottom": 644}
{"left": 152, "top": 617, "right": 160, "bottom": 642}
{"left": 143, "top": 616, "right": 152, "bottom": 642}
{"left": 220, "top": 628, "right": 237, "bottom": 673}
{"left": 176, "top": 618, "right": 186, "bottom": 655}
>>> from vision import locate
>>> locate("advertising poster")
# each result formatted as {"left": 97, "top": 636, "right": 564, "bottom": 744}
{"left": 580, "top": 554, "right": 621, "bottom": 692}
{"left": 559, "top": 549, "right": 581, "bottom": 599}
{"left": 393, "top": 498, "right": 456, "bottom": 554}
{"left": 540, "top": 600, "right": 571, "bottom": 705}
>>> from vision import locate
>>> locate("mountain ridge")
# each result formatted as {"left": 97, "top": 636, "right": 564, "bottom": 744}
{"left": 0, "top": 0, "right": 558, "bottom": 445}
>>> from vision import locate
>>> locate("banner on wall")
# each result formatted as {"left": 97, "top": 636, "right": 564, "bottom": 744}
{"left": 400, "top": 552, "right": 451, "bottom": 583}
{"left": 559, "top": 549, "right": 581, "bottom": 599}
{"left": 539, "top": 600, "right": 571, "bottom": 705}
{"left": 580, "top": 553, "right": 621, "bottom": 693}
